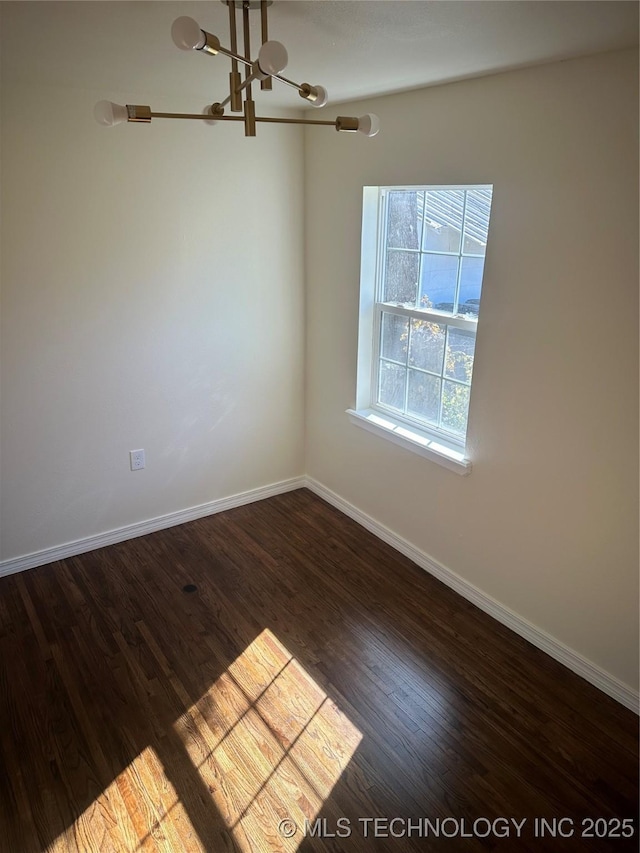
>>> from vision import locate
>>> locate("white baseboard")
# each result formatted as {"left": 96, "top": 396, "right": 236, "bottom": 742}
{"left": 0, "top": 476, "right": 306, "bottom": 579}
{"left": 305, "top": 477, "right": 639, "bottom": 713}
{"left": 1, "top": 473, "right": 637, "bottom": 712}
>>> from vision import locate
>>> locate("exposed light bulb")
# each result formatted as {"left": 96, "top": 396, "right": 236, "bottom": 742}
{"left": 256, "top": 41, "right": 288, "bottom": 78}
{"left": 357, "top": 113, "right": 380, "bottom": 137}
{"left": 171, "top": 16, "right": 206, "bottom": 51}
{"left": 309, "top": 85, "right": 328, "bottom": 108}
{"left": 202, "top": 101, "right": 224, "bottom": 124}
{"left": 93, "top": 100, "right": 128, "bottom": 126}
{"left": 299, "top": 83, "right": 329, "bottom": 108}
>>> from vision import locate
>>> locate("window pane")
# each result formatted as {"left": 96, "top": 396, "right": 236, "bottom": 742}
{"left": 379, "top": 361, "right": 406, "bottom": 411}
{"left": 458, "top": 256, "right": 485, "bottom": 311}
{"left": 445, "top": 327, "right": 475, "bottom": 384}
{"left": 407, "top": 371, "right": 440, "bottom": 424}
{"left": 384, "top": 250, "right": 419, "bottom": 304}
{"left": 420, "top": 254, "right": 459, "bottom": 312}
{"left": 441, "top": 381, "right": 470, "bottom": 435}
{"left": 381, "top": 313, "right": 408, "bottom": 363}
{"left": 386, "top": 191, "right": 422, "bottom": 250}
{"left": 462, "top": 188, "right": 492, "bottom": 255}
{"left": 408, "top": 319, "right": 445, "bottom": 374}
{"left": 422, "top": 189, "right": 464, "bottom": 253}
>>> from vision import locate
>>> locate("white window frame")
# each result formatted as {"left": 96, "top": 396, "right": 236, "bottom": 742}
{"left": 348, "top": 184, "right": 492, "bottom": 475}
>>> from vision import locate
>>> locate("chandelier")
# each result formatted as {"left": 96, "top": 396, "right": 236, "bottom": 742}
{"left": 95, "top": 0, "right": 380, "bottom": 138}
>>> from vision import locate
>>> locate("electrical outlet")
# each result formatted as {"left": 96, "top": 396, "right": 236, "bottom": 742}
{"left": 130, "top": 449, "right": 145, "bottom": 471}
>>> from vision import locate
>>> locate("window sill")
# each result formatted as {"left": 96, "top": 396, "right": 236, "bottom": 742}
{"left": 346, "top": 409, "right": 472, "bottom": 475}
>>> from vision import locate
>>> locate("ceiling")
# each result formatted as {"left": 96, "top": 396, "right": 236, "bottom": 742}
{"left": 2, "top": 1, "right": 638, "bottom": 111}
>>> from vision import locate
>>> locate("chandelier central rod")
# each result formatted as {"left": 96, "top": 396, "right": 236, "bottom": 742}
{"left": 228, "top": 0, "right": 238, "bottom": 68}
{"left": 260, "top": 0, "right": 272, "bottom": 91}
{"left": 242, "top": 2, "right": 253, "bottom": 102}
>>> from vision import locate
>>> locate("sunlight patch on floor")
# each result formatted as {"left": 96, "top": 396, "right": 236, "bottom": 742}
{"left": 46, "top": 745, "right": 202, "bottom": 853}
{"left": 174, "top": 628, "right": 363, "bottom": 852}
{"left": 47, "top": 630, "right": 362, "bottom": 852}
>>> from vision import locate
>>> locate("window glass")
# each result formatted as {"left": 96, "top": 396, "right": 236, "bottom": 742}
{"left": 420, "top": 254, "right": 459, "bottom": 312}
{"left": 408, "top": 319, "right": 445, "bottom": 375}
{"left": 372, "top": 185, "right": 493, "bottom": 446}
{"left": 381, "top": 313, "right": 408, "bottom": 363}
{"left": 422, "top": 189, "right": 464, "bottom": 253}
{"left": 383, "top": 251, "right": 419, "bottom": 304}
{"left": 386, "top": 191, "right": 422, "bottom": 250}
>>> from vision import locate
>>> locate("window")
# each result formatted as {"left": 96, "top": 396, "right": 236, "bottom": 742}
{"left": 348, "top": 185, "right": 493, "bottom": 474}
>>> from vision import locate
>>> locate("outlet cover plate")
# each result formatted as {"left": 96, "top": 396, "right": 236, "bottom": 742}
{"left": 130, "top": 449, "right": 145, "bottom": 471}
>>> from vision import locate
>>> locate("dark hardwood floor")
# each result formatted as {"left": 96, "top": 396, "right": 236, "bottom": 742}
{"left": 0, "top": 488, "right": 637, "bottom": 852}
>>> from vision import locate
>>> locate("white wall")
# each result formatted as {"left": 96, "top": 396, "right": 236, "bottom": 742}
{"left": 1, "top": 78, "right": 305, "bottom": 558}
{"left": 304, "top": 49, "right": 639, "bottom": 690}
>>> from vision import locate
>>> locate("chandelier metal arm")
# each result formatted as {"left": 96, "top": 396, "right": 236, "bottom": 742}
{"left": 97, "top": 103, "right": 375, "bottom": 134}
{"left": 270, "top": 73, "right": 304, "bottom": 93}
{"left": 150, "top": 111, "right": 337, "bottom": 127}
{"left": 205, "top": 41, "right": 327, "bottom": 107}
{"left": 212, "top": 47, "right": 319, "bottom": 101}
{"left": 257, "top": 116, "right": 336, "bottom": 127}
{"left": 215, "top": 43, "right": 253, "bottom": 70}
